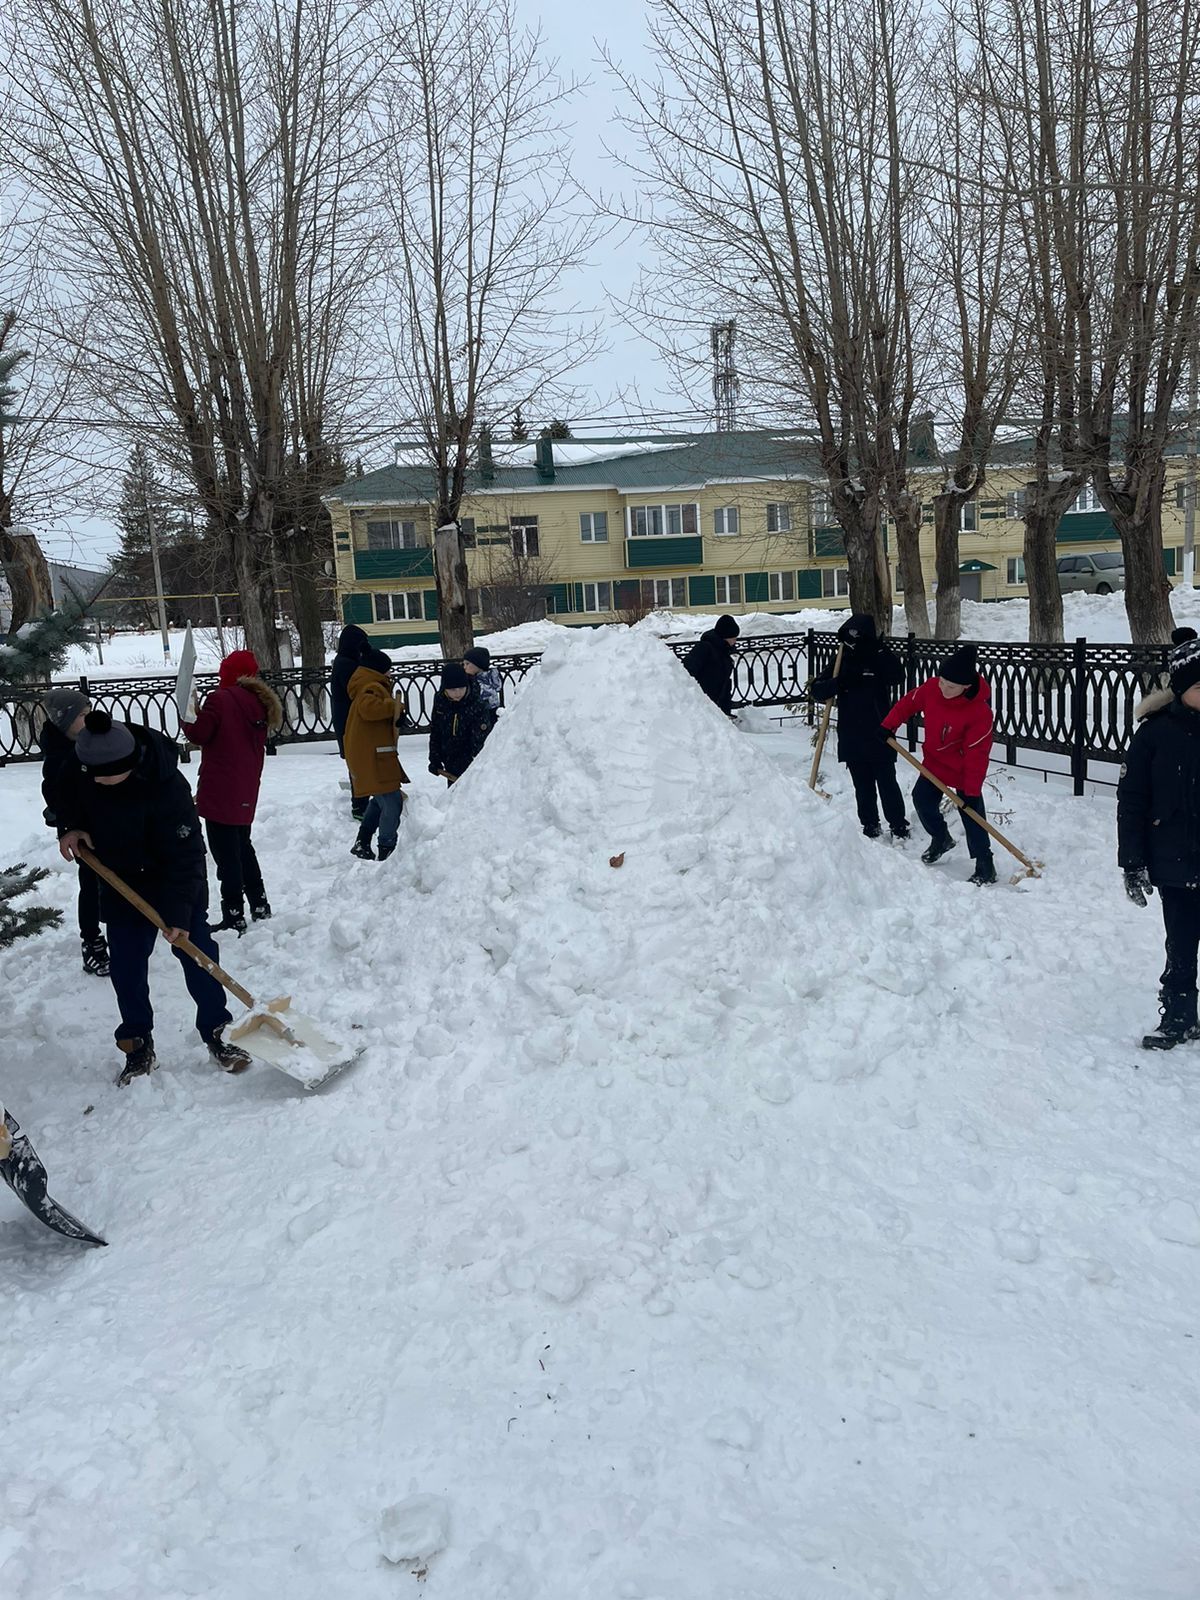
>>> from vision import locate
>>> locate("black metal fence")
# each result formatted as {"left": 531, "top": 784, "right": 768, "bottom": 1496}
{"left": 0, "top": 630, "right": 1172, "bottom": 794}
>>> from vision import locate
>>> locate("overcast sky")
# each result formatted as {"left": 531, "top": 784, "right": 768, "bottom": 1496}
{"left": 46, "top": 0, "right": 704, "bottom": 572}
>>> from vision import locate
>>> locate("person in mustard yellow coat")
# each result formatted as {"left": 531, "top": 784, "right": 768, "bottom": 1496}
{"left": 344, "top": 648, "right": 410, "bottom": 861}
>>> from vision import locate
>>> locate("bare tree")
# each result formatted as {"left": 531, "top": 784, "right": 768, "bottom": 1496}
{"left": 474, "top": 543, "right": 560, "bottom": 632}
{"left": 376, "top": 0, "right": 596, "bottom": 659}
{"left": 7, "top": 0, "right": 376, "bottom": 669}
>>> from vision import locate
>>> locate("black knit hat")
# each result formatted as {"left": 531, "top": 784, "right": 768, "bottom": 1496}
{"left": 464, "top": 646, "right": 491, "bottom": 670}
{"left": 42, "top": 686, "right": 90, "bottom": 735}
{"left": 837, "top": 613, "right": 877, "bottom": 647}
{"left": 75, "top": 710, "right": 137, "bottom": 776}
{"left": 441, "top": 663, "right": 469, "bottom": 690}
{"left": 715, "top": 614, "right": 740, "bottom": 640}
{"left": 938, "top": 644, "right": 978, "bottom": 687}
{"left": 1171, "top": 627, "right": 1197, "bottom": 647}
{"left": 361, "top": 647, "right": 394, "bottom": 675}
{"left": 1169, "top": 635, "right": 1200, "bottom": 697}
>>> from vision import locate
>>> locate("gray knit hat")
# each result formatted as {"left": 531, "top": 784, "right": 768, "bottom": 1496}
{"left": 42, "top": 686, "right": 90, "bottom": 736}
{"left": 75, "top": 710, "right": 137, "bottom": 776}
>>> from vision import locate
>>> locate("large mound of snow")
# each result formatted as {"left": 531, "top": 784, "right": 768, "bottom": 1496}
{"left": 3, "top": 628, "right": 1200, "bottom": 1597}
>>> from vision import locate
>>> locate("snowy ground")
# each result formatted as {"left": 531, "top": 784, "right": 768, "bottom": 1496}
{"left": 49, "top": 586, "right": 1200, "bottom": 683}
{"left": 3, "top": 630, "right": 1200, "bottom": 1599}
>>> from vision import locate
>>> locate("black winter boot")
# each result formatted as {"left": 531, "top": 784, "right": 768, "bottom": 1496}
{"left": 921, "top": 832, "right": 957, "bottom": 866}
{"left": 350, "top": 831, "right": 376, "bottom": 860}
{"left": 863, "top": 822, "right": 882, "bottom": 840}
{"left": 206, "top": 1030, "right": 253, "bottom": 1074}
{"left": 891, "top": 820, "right": 910, "bottom": 841}
{"left": 82, "top": 935, "right": 110, "bottom": 977}
{"left": 377, "top": 841, "right": 396, "bottom": 861}
{"left": 250, "top": 899, "right": 272, "bottom": 922}
{"left": 969, "top": 854, "right": 998, "bottom": 886}
{"left": 116, "top": 1035, "right": 156, "bottom": 1085}
{"left": 212, "top": 909, "right": 247, "bottom": 936}
{"left": 1142, "top": 990, "right": 1200, "bottom": 1051}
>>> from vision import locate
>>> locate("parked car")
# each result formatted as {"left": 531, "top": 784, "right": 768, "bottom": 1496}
{"left": 1057, "top": 551, "right": 1125, "bottom": 594}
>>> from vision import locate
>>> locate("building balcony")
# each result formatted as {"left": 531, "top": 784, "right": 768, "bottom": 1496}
{"left": 624, "top": 535, "right": 703, "bottom": 569}
{"left": 353, "top": 547, "right": 434, "bottom": 581}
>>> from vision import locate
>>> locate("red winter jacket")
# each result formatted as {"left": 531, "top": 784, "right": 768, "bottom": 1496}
{"left": 882, "top": 675, "right": 994, "bottom": 794}
{"left": 182, "top": 677, "right": 283, "bottom": 826}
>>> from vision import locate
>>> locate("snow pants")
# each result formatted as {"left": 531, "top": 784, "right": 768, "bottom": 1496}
{"left": 76, "top": 861, "right": 102, "bottom": 944}
{"left": 912, "top": 776, "right": 992, "bottom": 861}
{"left": 847, "top": 755, "right": 907, "bottom": 834}
{"left": 1158, "top": 885, "right": 1200, "bottom": 1025}
{"left": 359, "top": 790, "right": 404, "bottom": 853}
{"left": 105, "top": 904, "right": 232, "bottom": 1047}
{"left": 205, "top": 822, "right": 267, "bottom": 919}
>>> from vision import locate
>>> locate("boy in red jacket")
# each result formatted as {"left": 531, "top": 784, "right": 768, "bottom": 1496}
{"left": 882, "top": 644, "right": 997, "bottom": 885}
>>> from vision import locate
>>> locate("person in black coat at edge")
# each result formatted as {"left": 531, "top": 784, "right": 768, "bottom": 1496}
{"left": 810, "top": 614, "right": 910, "bottom": 841}
{"left": 428, "top": 664, "right": 492, "bottom": 784}
{"left": 1118, "top": 626, "right": 1200, "bottom": 1049}
{"left": 56, "top": 711, "right": 249, "bottom": 1083}
{"left": 684, "top": 614, "right": 740, "bottom": 716}
{"left": 331, "top": 623, "right": 371, "bottom": 820}
{"left": 39, "top": 686, "right": 109, "bottom": 976}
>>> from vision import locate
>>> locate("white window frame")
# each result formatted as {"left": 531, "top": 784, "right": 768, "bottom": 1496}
{"left": 767, "top": 501, "right": 794, "bottom": 533}
{"left": 373, "top": 590, "right": 423, "bottom": 623}
{"left": 581, "top": 581, "right": 611, "bottom": 613}
{"left": 768, "top": 570, "right": 795, "bottom": 603}
{"left": 713, "top": 506, "right": 740, "bottom": 536}
{"left": 714, "top": 574, "right": 742, "bottom": 605}
{"left": 628, "top": 503, "right": 699, "bottom": 538}
{"left": 821, "top": 568, "right": 850, "bottom": 599}
{"left": 961, "top": 500, "right": 978, "bottom": 533}
{"left": 1071, "top": 484, "right": 1099, "bottom": 514}
{"left": 580, "top": 511, "right": 609, "bottom": 543}
{"left": 1006, "top": 556, "right": 1026, "bottom": 586}
{"left": 808, "top": 487, "right": 833, "bottom": 525}
{"left": 365, "top": 518, "right": 422, "bottom": 551}
{"left": 510, "top": 516, "right": 540, "bottom": 558}
{"left": 640, "top": 577, "right": 687, "bottom": 608}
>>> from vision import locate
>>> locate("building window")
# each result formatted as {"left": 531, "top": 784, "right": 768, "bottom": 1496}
{"left": 373, "top": 591, "right": 423, "bottom": 622}
{"left": 1177, "top": 482, "right": 1194, "bottom": 512}
{"left": 510, "top": 516, "right": 540, "bottom": 558}
{"left": 629, "top": 504, "right": 698, "bottom": 537}
{"left": 1006, "top": 557, "right": 1026, "bottom": 586}
{"left": 1071, "top": 484, "right": 1099, "bottom": 513}
{"left": 581, "top": 581, "right": 611, "bottom": 613}
{"left": 640, "top": 577, "right": 686, "bottom": 608}
{"left": 1006, "top": 490, "right": 1027, "bottom": 520}
{"left": 895, "top": 566, "right": 904, "bottom": 594}
{"left": 713, "top": 506, "right": 740, "bottom": 536}
{"left": 808, "top": 487, "right": 832, "bottom": 525}
{"left": 961, "top": 501, "right": 978, "bottom": 533}
{"left": 366, "top": 518, "right": 422, "bottom": 551}
{"left": 715, "top": 574, "right": 742, "bottom": 605}
{"left": 768, "top": 570, "right": 795, "bottom": 602}
{"left": 460, "top": 517, "right": 476, "bottom": 549}
{"left": 580, "top": 511, "right": 609, "bottom": 543}
{"left": 767, "top": 501, "right": 794, "bottom": 533}
{"left": 821, "top": 568, "right": 850, "bottom": 598}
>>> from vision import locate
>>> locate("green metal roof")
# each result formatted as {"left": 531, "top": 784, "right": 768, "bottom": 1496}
{"left": 959, "top": 558, "right": 998, "bottom": 572}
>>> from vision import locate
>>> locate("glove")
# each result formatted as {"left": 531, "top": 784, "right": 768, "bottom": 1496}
{"left": 1124, "top": 867, "right": 1153, "bottom": 907}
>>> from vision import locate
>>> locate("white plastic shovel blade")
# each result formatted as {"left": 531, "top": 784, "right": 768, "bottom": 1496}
{"left": 230, "top": 1003, "right": 363, "bottom": 1090}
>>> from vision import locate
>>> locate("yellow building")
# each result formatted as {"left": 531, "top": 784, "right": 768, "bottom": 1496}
{"left": 323, "top": 432, "right": 1195, "bottom": 648}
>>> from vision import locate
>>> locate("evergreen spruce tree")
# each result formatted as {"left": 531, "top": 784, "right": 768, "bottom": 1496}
{"left": 0, "top": 863, "right": 62, "bottom": 949}
{"left": 547, "top": 418, "right": 573, "bottom": 440}
{"left": 110, "top": 443, "right": 175, "bottom": 626}
{"left": 0, "top": 583, "right": 96, "bottom": 682}
{"left": 510, "top": 408, "right": 529, "bottom": 442}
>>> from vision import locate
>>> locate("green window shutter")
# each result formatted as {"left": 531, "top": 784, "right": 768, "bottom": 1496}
{"left": 423, "top": 589, "right": 439, "bottom": 622}
{"left": 614, "top": 579, "right": 640, "bottom": 609}
{"left": 343, "top": 592, "right": 372, "bottom": 624}
{"left": 744, "top": 571, "right": 769, "bottom": 603}
{"left": 1164, "top": 547, "right": 1178, "bottom": 577}
{"left": 689, "top": 574, "right": 716, "bottom": 607}
{"left": 813, "top": 527, "right": 845, "bottom": 557}
{"left": 573, "top": 583, "right": 585, "bottom": 613}
{"left": 545, "top": 583, "right": 570, "bottom": 614}
{"left": 797, "top": 569, "right": 822, "bottom": 600}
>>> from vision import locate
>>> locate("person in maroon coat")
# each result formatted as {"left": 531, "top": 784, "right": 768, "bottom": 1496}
{"left": 182, "top": 649, "right": 283, "bottom": 933}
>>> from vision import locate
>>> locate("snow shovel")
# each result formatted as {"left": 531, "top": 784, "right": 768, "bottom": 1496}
{"left": 808, "top": 645, "right": 843, "bottom": 799}
{"left": 75, "top": 847, "right": 361, "bottom": 1089}
{"left": 886, "top": 739, "right": 1043, "bottom": 883}
{"left": 1, "top": 1105, "right": 107, "bottom": 1245}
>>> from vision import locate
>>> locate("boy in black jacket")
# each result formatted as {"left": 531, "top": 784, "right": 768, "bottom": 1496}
{"left": 1118, "top": 631, "right": 1200, "bottom": 1049}
{"left": 810, "top": 614, "right": 909, "bottom": 839}
{"left": 428, "top": 664, "right": 491, "bottom": 784}
{"left": 683, "top": 614, "right": 740, "bottom": 716}
{"left": 57, "top": 711, "right": 248, "bottom": 1083}
{"left": 39, "top": 687, "right": 108, "bottom": 975}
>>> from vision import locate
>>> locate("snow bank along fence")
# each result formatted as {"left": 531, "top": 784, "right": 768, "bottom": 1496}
{"left": 0, "top": 632, "right": 1171, "bottom": 791}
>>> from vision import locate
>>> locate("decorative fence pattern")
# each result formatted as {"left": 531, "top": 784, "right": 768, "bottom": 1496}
{"left": 0, "top": 630, "right": 1172, "bottom": 795}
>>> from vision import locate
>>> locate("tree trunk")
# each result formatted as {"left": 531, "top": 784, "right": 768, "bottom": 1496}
{"left": 434, "top": 522, "right": 473, "bottom": 659}
{"left": 0, "top": 527, "right": 54, "bottom": 636}
{"left": 227, "top": 524, "right": 280, "bottom": 670}
{"left": 1023, "top": 500, "right": 1066, "bottom": 645}
{"left": 289, "top": 528, "right": 327, "bottom": 717}
{"left": 892, "top": 505, "right": 931, "bottom": 637}
{"left": 932, "top": 497, "right": 962, "bottom": 641}
{"left": 841, "top": 510, "right": 891, "bottom": 634}
{"left": 1110, "top": 503, "right": 1176, "bottom": 646}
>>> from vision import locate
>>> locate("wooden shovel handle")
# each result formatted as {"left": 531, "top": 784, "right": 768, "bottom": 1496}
{"left": 885, "top": 739, "right": 1041, "bottom": 876}
{"left": 808, "top": 645, "right": 843, "bottom": 792}
{"left": 75, "top": 846, "right": 258, "bottom": 1008}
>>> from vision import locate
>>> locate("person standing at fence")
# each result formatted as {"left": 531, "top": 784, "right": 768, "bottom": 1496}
{"left": 810, "top": 614, "right": 909, "bottom": 841}
{"left": 428, "top": 663, "right": 491, "bottom": 785}
{"left": 1118, "top": 632, "right": 1200, "bottom": 1049}
{"left": 345, "top": 647, "right": 410, "bottom": 860}
{"left": 463, "top": 646, "right": 502, "bottom": 725}
{"left": 881, "top": 644, "right": 996, "bottom": 885}
{"left": 331, "top": 624, "right": 371, "bottom": 821}
{"left": 683, "top": 615, "right": 741, "bottom": 716}
{"left": 181, "top": 649, "right": 282, "bottom": 934}
{"left": 39, "top": 687, "right": 108, "bottom": 976}
{"left": 56, "top": 711, "right": 250, "bottom": 1082}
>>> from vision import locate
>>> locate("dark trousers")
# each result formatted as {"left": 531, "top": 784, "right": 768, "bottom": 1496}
{"left": 204, "top": 821, "right": 266, "bottom": 916}
{"left": 105, "top": 904, "right": 232, "bottom": 1046}
{"left": 912, "top": 776, "right": 992, "bottom": 861}
{"left": 847, "top": 757, "right": 907, "bottom": 832}
{"left": 1159, "top": 886, "right": 1200, "bottom": 1015}
{"left": 359, "top": 790, "right": 404, "bottom": 852}
{"left": 77, "top": 862, "right": 102, "bottom": 943}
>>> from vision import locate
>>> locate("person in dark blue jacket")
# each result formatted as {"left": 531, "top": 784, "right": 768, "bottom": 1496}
{"left": 1118, "top": 630, "right": 1200, "bottom": 1049}
{"left": 683, "top": 615, "right": 740, "bottom": 715}
{"left": 330, "top": 624, "right": 371, "bottom": 819}
{"left": 810, "top": 613, "right": 909, "bottom": 840}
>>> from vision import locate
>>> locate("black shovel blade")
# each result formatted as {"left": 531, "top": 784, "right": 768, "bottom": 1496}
{"left": 1, "top": 1111, "right": 107, "bottom": 1247}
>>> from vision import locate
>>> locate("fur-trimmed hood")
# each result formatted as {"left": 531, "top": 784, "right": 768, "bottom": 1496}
{"left": 235, "top": 675, "right": 284, "bottom": 734}
{"left": 1135, "top": 685, "right": 1174, "bottom": 721}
